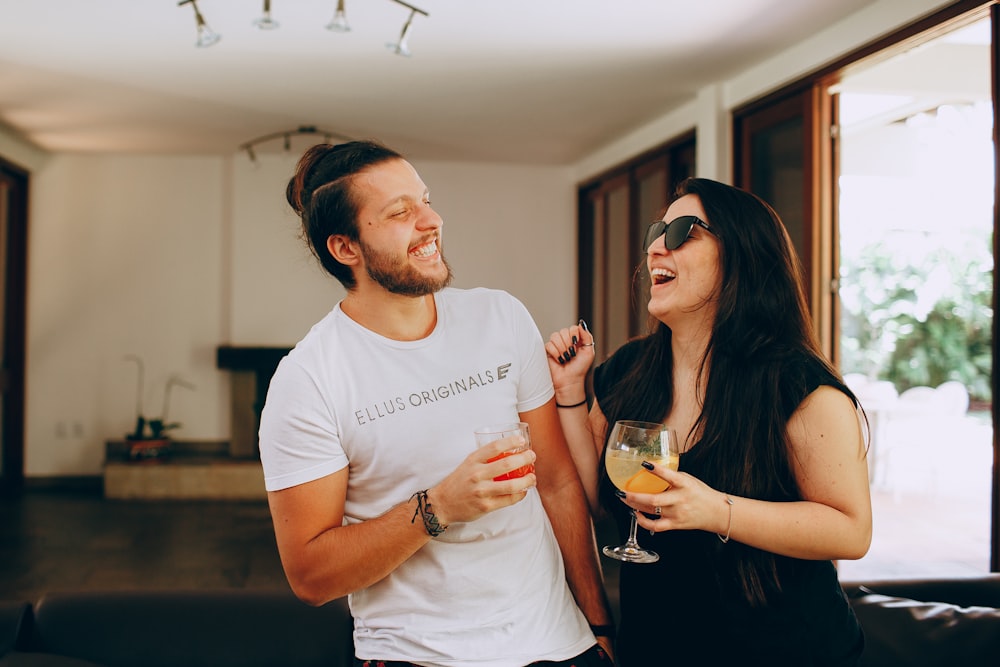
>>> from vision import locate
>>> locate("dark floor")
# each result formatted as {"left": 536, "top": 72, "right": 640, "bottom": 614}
{"left": 0, "top": 487, "right": 625, "bottom": 620}
{"left": 0, "top": 488, "right": 290, "bottom": 602}
{"left": 2, "top": 476, "right": 993, "bottom": 604}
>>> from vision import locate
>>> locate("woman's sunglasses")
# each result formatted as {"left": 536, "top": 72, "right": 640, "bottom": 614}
{"left": 643, "top": 215, "right": 716, "bottom": 252}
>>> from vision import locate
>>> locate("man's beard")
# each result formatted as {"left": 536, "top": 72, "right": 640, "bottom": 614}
{"left": 360, "top": 238, "right": 454, "bottom": 296}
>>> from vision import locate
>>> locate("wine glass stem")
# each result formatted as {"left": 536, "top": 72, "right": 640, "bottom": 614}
{"left": 625, "top": 512, "right": 642, "bottom": 550}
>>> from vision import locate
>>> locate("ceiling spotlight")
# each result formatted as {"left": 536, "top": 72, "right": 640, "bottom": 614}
{"left": 178, "top": 0, "right": 427, "bottom": 51}
{"left": 238, "top": 125, "right": 354, "bottom": 162}
{"left": 178, "top": 0, "right": 221, "bottom": 47}
{"left": 253, "top": 0, "right": 280, "bottom": 30}
{"left": 326, "top": 0, "right": 351, "bottom": 32}
{"left": 386, "top": 1, "right": 428, "bottom": 57}
{"left": 387, "top": 9, "right": 415, "bottom": 57}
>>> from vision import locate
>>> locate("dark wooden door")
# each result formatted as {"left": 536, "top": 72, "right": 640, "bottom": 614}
{"left": 0, "top": 158, "right": 28, "bottom": 494}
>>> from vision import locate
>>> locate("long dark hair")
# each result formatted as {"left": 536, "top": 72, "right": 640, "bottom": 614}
{"left": 286, "top": 139, "right": 403, "bottom": 289}
{"left": 600, "top": 177, "right": 859, "bottom": 606}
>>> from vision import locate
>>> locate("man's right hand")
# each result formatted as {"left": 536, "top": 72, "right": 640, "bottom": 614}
{"left": 428, "top": 437, "right": 536, "bottom": 526}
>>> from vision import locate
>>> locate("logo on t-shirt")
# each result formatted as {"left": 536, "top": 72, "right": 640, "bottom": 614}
{"left": 354, "top": 363, "right": 512, "bottom": 425}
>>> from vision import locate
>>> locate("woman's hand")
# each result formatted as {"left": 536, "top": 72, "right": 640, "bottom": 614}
{"left": 545, "top": 319, "right": 595, "bottom": 398}
{"left": 618, "top": 462, "right": 731, "bottom": 536}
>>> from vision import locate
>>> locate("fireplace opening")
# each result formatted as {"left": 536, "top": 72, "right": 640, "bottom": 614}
{"left": 216, "top": 346, "right": 292, "bottom": 459}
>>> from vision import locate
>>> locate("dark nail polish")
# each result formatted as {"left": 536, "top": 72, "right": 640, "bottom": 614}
{"left": 569, "top": 347, "right": 577, "bottom": 358}
{"left": 578, "top": 318, "right": 590, "bottom": 333}
{"left": 641, "top": 461, "right": 654, "bottom": 470}
{"left": 614, "top": 489, "right": 626, "bottom": 498}
{"left": 572, "top": 335, "right": 578, "bottom": 345}
{"left": 557, "top": 357, "right": 564, "bottom": 366}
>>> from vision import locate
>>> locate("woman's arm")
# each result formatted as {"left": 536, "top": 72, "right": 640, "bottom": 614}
{"left": 632, "top": 385, "right": 873, "bottom": 560}
{"left": 545, "top": 322, "right": 606, "bottom": 513}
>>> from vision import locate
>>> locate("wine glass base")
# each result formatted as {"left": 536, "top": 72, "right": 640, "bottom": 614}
{"left": 602, "top": 544, "right": 660, "bottom": 563}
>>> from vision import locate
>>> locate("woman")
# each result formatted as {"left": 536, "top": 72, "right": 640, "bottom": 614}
{"left": 546, "top": 178, "right": 872, "bottom": 666}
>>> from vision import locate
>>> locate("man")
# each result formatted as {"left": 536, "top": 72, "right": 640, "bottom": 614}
{"left": 259, "top": 140, "right": 614, "bottom": 667}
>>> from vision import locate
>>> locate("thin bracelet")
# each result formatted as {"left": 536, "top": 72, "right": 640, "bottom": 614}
{"left": 589, "top": 624, "right": 616, "bottom": 638}
{"left": 555, "top": 399, "right": 588, "bottom": 409}
{"left": 410, "top": 490, "right": 447, "bottom": 537}
{"left": 717, "top": 495, "right": 734, "bottom": 543}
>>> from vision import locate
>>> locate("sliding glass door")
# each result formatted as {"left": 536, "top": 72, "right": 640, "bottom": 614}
{"left": 733, "top": 1, "right": 999, "bottom": 576}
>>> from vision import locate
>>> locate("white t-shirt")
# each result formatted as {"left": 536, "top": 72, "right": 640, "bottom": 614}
{"left": 259, "top": 287, "right": 593, "bottom": 667}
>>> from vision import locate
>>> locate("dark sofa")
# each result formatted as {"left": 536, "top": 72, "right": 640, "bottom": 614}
{"left": 841, "top": 575, "right": 1000, "bottom": 666}
{"left": 2, "top": 576, "right": 999, "bottom": 666}
{"left": 0, "top": 590, "right": 352, "bottom": 667}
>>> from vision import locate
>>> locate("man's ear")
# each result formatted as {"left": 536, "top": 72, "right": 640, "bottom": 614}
{"left": 327, "top": 235, "right": 360, "bottom": 266}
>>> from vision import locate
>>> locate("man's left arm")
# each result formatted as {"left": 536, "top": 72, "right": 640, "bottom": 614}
{"left": 521, "top": 401, "right": 615, "bottom": 641}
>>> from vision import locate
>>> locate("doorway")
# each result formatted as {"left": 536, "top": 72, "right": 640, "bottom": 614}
{"left": 734, "top": 2, "right": 999, "bottom": 576}
{"left": 834, "top": 17, "right": 994, "bottom": 579}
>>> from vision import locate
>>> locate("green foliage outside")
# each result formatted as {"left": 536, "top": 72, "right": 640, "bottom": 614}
{"left": 839, "top": 235, "right": 993, "bottom": 404}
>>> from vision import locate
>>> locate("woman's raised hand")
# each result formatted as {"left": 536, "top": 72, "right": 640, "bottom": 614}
{"left": 545, "top": 319, "right": 596, "bottom": 391}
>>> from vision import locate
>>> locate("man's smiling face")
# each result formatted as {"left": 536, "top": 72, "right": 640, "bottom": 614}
{"left": 353, "top": 158, "right": 452, "bottom": 296}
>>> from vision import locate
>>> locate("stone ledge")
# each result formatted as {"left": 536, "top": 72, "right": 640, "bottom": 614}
{"left": 105, "top": 439, "right": 230, "bottom": 461}
{"left": 103, "top": 459, "right": 266, "bottom": 501}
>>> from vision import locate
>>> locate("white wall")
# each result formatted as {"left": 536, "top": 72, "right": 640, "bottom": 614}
{"left": 0, "top": 123, "right": 48, "bottom": 173}
{"left": 10, "top": 0, "right": 959, "bottom": 478}
{"left": 414, "top": 160, "right": 577, "bottom": 340}
{"left": 21, "top": 150, "right": 576, "bottom": 476}
{"left": 226, "top": 153, "right": 339, "bottom": 345}
{"left": 26, "top": 155, "right": 229, "bottom": 475}
{"left": 224, "top": 155, "right": 577, "bottom": 348}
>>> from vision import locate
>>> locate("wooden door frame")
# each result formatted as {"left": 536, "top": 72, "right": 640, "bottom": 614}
{"left": 733, "top": 87, "right": 822, "bottom": 342}
{"left": 990, "top": 1, "right": 1000, "bottom": 572}
{"left": 0, "top": 156, "right": 28, "bottom": 495}
{"left": 579, "top": 172, "right": 631, "bottom": 365}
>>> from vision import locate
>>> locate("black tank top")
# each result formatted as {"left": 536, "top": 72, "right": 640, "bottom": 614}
{"left": 594, "top": 338, "right": 864, "bottom": 667}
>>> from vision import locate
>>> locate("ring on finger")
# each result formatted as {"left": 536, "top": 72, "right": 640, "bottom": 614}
{"left": 654, "top": 506, "right": 661, "bottom": 515}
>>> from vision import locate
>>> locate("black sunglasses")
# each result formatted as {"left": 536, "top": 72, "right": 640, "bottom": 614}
{"left": 643, "top": 215, "right": 716, "bottom": 252}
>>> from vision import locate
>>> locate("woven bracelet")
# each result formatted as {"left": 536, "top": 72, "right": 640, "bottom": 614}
{"left": 410, "top": 490, "right": 447, "bottom": 537}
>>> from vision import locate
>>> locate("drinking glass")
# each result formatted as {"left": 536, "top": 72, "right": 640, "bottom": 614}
{"left": 602, "top": 421, "right": 680, "bottom": 563}
{"left": 474, "top": 422, "right": 534, "bottom": 481}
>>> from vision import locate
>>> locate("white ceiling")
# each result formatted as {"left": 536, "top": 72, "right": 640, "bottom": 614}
{"left": 0, "top": 0, "right": 884, "bottom": 164}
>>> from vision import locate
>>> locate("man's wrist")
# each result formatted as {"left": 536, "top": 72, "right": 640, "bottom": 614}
{"left": 410, "top": 489, "right": 447, "bottom": 537}
{"left": 589, "top": 623, "right": 616, "bottom": 638}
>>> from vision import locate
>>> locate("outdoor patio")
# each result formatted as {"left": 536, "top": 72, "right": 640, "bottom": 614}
{"left": 837, "top": 398, "right": 993, "bottom": 580}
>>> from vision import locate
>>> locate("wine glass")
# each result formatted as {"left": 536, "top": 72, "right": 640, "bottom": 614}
{"left": 602, "top": 421, "right": 680, "bottom": 563}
